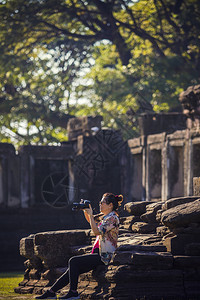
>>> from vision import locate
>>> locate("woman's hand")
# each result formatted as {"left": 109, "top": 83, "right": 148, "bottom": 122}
{"left": 84, "top": 204, "right": 93, "bottom": 216}
{"left": 85, "top": 204, "right": 100, "bottom": 236}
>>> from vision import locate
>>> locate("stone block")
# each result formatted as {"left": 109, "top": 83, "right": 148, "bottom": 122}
{"left": 26, "top": 279, "right": 39, "bottom": 286}
{"left": 113, "top": 251, "right": 173, "bottom": 270}
{"left": 117, "top": 244, "right": 167, "bottom": 252}
{"left": 162, "top": 196, "right": 199, "bottom": 210}
{"left": 14, "top": 286, "right": 34, "bottom": 294}
{"left": 163, "top": 234, "right": 200, "bottom": 255}
{"left": 124, "top": 201, "right": 152, "bottom": 216}
{"left": 34, "top": 230, "right": 91, "bottom": 268}
{"left": 193, "top": 177, "right": 200, "bottom": 196}
{"left": 140, "top": 202, "right": 163, "bottom": 223}
{"left": 156, "top": 226, "right": 170, "bottom": 237}
{"left": 105, "top": 267, "right": 185, "bottom": 300}
{"left": 185, "top": 243, "right": 200, "bottom": 256}
{"left": 18, "top": 279, "right": 28, "bottom": 286}
{"left": 161, "top": 199, "right": 200, "bottom": 229}
{"left": 20, "top": 235, "right": 42, "bottom": 269}
{"left": 34, "top": 279, "right": 51, "bottom": 287}
{"left": 174, "top": 256, "right": 200, "bottom": 268}
{"left": 171, "top": 224, "right": 200, "bottom": 235}
{"left": 185, "top": 281, "right": 200, "bottom": 300}
{"left": 120, "top": 216, "right": 141, "bottom": 230}
{"left": 20, "top": 235, "right": 35, "bottom": 258}
{"left": 131, "top": 222, "right": 157, "bottom": 234}
{"left": 67, "top": 116, "right": 102, "bottom": 140}
{"left": 138, "top": 113, "right": 187, "bottom": 136}
{"left": 29, "top": 269, "right": 41, "bottom": 280}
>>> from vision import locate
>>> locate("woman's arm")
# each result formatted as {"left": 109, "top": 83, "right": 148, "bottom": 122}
{"left": 84, "top": 205, "right": 100, "bottom": 236}
{"left": 83, "top": 210, "right": 90, "bottom": 223}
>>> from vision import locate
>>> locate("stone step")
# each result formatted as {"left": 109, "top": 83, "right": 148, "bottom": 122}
{"left": 112, "top": 251, "right": 173, "bottom": 269}
{"left": 117, "top": 244, "right": 167, "bottom": 252}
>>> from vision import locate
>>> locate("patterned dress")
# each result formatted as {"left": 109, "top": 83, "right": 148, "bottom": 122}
{"left": 96, "top": 211, "right": 119, "bottom": 265}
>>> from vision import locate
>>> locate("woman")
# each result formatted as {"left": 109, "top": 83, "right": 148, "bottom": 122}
{"left": 36, "top": 193, "right": 123, "bottom": 300}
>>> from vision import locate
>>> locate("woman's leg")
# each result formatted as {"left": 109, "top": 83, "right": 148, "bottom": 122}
{"left": 50, "top": 268, "right": 70, "bottom": 292}
{"left": 68, "top": 253, "right": 103, "bottom": 291}
{"left": 35, "top": 269, "right": 70, "bottom": 299}
{"left": 36, "top": 253, "right": 103, "bottom": 299}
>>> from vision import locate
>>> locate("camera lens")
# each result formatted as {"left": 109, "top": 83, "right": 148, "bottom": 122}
{"left": 72, "top": 200, "right": 90, "bottom": 211}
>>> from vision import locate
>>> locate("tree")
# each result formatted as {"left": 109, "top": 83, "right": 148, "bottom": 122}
{"left": 0, "top": 0, "right": 199, "bottom": 145}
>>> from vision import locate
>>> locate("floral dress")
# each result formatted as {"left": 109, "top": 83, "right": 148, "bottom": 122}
{"left": 96, "top": 211, "right": 119, "bottom": 265}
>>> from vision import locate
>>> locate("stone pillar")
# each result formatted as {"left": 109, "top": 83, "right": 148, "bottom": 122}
{"left": 19, "top": 147, "right": 30, "bottom": 208}
{"left": 68, "top": 159, "right": 76, "bottom": 204}
{"left": 141, "top": 136, "right": 148, "bottom": 201}
{"left": 127, "top": 137, "right": 143, "bottom": 201}
{"left": 149, "top": 148, "right": 162, "bottom": 200}
{"left": 161, "top": 135, "right": 169, "bottom": 201}
{"left": 7, "top": 154, "right": 20, "bottom": 207}
{"left": 0, "top": 160, "right": 3, "bottom": 205}
{"left": 184, "top": 130, "right": 193, "bottom": 196}
{"left": 193, "top": 177, "right": 200, "bottom": 196}
{"left": 0, "top": 143, "right": 19, "bottom": 207}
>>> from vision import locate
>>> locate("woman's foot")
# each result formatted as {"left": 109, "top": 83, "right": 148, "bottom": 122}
{"left": 35, "top": 289, "right": 56, "bottom": 299}
{"left": 59, "top": 290, "right": 79, "bottom": 299}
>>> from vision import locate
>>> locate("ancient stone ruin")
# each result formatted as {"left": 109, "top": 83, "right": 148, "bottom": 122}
{"left": 179, "top": 84, "right": 200, "bottom": 130}
{"left": 0, "top": 83, "right": 199, "bottom": 297}
{"left": 15, "top": 180, "right": 200, "bottom": 299}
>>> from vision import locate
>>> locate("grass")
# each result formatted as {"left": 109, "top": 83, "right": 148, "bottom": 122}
{"left": 0, "top": 272, "right": 34, "bottom": 300}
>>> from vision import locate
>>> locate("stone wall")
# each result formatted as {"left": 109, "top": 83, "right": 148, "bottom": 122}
{"left": 0, "top": 116, "right": 131, "bottom": 209}
{"left": 1, "top": 114, "right": 200, "bottom": 209}
{"left": 128, "top": 129, "right": 200, "bottom": 202}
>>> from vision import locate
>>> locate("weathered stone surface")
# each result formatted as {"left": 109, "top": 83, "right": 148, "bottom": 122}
{"left": 193, "top": 177, "right": 200, "bottom": 196}
{"left": 171, "top": 223, "right": 200, "bottom": 235}
{"left": 156, "top": 226, "right": 170, "bottom": 237}
{"left": 113, "top": 251, "right": 173, "bottom": 269}
{"left": 138, "top": 112, "right": 187, "bottom": 136}
{"left": 20, "top": 235, "right": 35, "bottom": 258}
{"left": 140, "top": 202, "right": 163, "bottom": 224}
{"left": 179, "top": 84, "right": 200, "bottom": 115}
{"left": 131, "top": 222, "right": 157, "bottom": 234}
{"left": 156, "top": 209, "right": 162, "bottom": 223}
{"left": 117, "top": 244, "right": 167, "bottom": 252}
{"left": 14, "top": 286, "right": 34, "bottom": 294}
{"left": 124, "top": 201, "right": 152, "bottom": 216}
{"left": 163, "top": 233, "right": 200, "bottom": 255}
{"left": 162, "top": 196, "right": 199, "bottom": 210}
{"left": 20, "top": 235, "right": 43, "bottom": 269}
{"left": 185, "top": 243, "right": 200, "bottom": 256}
{"left": 174, "top": 256, "right": 200, "bottom": 268}
{"left": 105, "top": 267, "right": 185, "bottom": 300}
{"left": 120, "top": 215, "right": 141, "bottom": 230}
{"left": 161, "top": 199, "right": 200, "bottom": 229}
{"left": 117, "top": 233, "right": 162, "bottom": 248}
{"left": 34, "top": 230, "right": 91, "bottom": 268}
{"left": 67, "top": 115, "right": 102, "bottom": 140}
{"left": 146, "top": 202, "right": 164, "bottom": 212}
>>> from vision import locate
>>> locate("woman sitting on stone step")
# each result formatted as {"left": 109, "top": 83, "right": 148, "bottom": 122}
{"left": 35, "top": 193, "right": 123, "bottom": 300}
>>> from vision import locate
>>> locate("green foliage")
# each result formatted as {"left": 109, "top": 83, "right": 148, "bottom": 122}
{"left": 0, "top": 0, "right": 199, "bottom": 146}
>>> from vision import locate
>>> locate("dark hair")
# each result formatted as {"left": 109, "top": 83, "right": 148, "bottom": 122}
{"left": 103, "top": 193, "right": 123, "bottom": 211}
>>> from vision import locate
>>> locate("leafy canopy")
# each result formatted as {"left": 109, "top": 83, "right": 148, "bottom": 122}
{"left": 0, "top": 0, "right": 199, "bottom": 145}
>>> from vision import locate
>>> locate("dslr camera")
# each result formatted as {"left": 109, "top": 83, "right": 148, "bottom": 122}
{"left": 72, "top": 199, "right": 91, "bottom": 211}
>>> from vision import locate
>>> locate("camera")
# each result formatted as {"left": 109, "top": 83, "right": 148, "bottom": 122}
{"left": 72, "top": 200, "right": 91, "bottom": 211}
